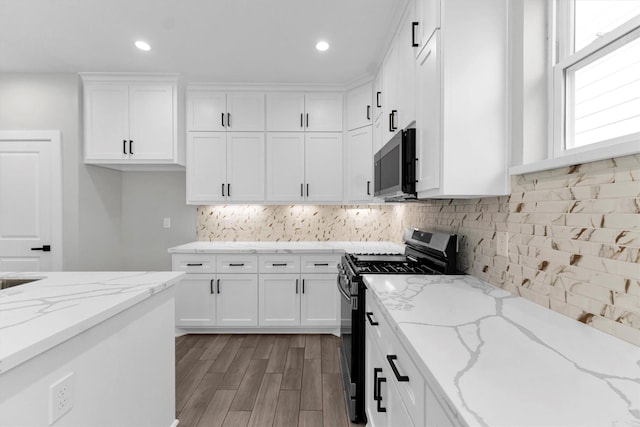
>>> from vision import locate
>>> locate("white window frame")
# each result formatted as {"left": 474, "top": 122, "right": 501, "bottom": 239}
{"left": 552, "top": 6, "right": 640, "bottom": 159}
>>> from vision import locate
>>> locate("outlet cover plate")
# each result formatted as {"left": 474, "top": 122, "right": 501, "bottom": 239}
{"left": 50, "top": 372, "right": 74, "bottom": 425}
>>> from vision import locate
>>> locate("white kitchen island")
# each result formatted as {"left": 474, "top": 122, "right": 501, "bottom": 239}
{"left": 0, "top": 271, "right": 184, "bottom": 427}
{"left": 364, "top": 274, "right": 640, "bottom": 427}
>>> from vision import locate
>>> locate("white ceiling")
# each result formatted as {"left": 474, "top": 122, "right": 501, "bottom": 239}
{"left": 0, "top": 0, "right": 407, "bottom": 84}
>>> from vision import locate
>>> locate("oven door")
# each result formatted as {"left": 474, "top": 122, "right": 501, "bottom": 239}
{"left": 337, "top": 272, "right": 363, "bottom": 422}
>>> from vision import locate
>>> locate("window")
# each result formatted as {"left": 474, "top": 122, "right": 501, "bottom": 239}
{"left": 553, "top": 1, "right": 640, "bottom": 156}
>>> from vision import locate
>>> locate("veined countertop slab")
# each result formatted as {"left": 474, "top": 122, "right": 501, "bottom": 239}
{"left": 168, "top": 241, "right": 405, "bottom": 254}
{"left": 0, "top": 271, "right": 184, "bottom": 374}
{"left": 364, "top": 274, "right": 640, "bottom": 427}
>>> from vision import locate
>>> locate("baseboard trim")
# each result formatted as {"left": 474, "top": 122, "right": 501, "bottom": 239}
{"left": 178, "top": 327, "right": 340, "bottom": 336}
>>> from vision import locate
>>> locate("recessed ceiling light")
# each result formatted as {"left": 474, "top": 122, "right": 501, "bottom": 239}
{"left": 135, "top": 40, "right": 151, "bottom": 51}
{"left": 315, "top": 41, "right": 329, "bottom": 52}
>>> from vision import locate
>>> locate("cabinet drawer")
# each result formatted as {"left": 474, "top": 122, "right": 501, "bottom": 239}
{"left": 300, "top": 255, "right": 340, "bottom": 273}
{"left": 367, "top": 291, "right": 426, "bottom": 427}
{"left": 172, "top": 254, "right": 216, "bottom": 273}
{"left": 217, "top": 254, "right": 258, "bottom": 273}
{"left": 259, "top": 255, "right": 301, "bottom": 273}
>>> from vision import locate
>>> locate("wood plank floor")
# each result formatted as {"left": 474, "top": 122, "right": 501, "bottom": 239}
{"left": 175, "top": 334, "right": 359, "bottom": 427}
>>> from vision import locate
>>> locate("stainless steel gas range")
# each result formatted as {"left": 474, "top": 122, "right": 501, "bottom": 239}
{"left": 337, "top": 228, "right": 458, "bottom": 423}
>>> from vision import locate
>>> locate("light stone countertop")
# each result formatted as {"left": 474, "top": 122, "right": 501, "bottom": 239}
{"left": 0, "top": 271, "right": 184, "bottom": 374}
{"left": 364, "top": 274, "right": 640, "bottom": 427}
{"left": 168, "top": 241, "right": 405, "bottom": 254}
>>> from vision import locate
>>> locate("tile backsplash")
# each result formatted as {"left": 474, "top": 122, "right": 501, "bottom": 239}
{"left": 197, "top": 154, "right": 640, "bottom": 345}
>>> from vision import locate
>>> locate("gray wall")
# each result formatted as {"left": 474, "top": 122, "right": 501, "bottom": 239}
{"left": 0, "top": 73, "right": 195, "bottom": 271}
{"left": 121, "top": 172, "right": 195, "bottom": 270}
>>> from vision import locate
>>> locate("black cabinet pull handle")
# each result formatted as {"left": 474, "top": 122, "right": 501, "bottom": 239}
{"left": 221, "top": 112, "right": 225, "bottom": 127}
{"left": 123, "top": 139, "right": 127, "bottom": 155}
{"left": 367, "top": 181, "right": 371, "bottom": 195}
{"left": 210, "top": 279, "right": 214, "bottom": 294}
{"left": 216, "top": 279, "right": 220, "bottom": 294}
{"left": 296, "top": 279, "right": 299, "bottom": 294}
{"left": 272, "top": 263, "right": 287, "bottom": 267}
{"left": 302, "top": 279, "right": 305, "bottom": 294}
{"left": 366, "top": 105, "right": 371, "bottom": 120}
{"left": 229, "top": 263, "right": 245, "bottom": 267}
{"left": 366, "top": 312, "right": 379, "bottom": 326}
{"left": 306, "top": 113, "right": 309, "bottom": 128}
{"left": 386, "top": 355, "right": 409, "bottom": 382}
{"left": 306, "top": 183, "right": 309, "bottom": 197}
{"left": 227, "top": 183, "right": 231, "bottom": 197}
{"left": 389, "top": 112, "right": 393, "bottom": 132}
{"left": 227, "top": 112, "right": 231, "bottom": 127}
{"left": 300, "top": 113, "right": 303, "bottom": 128}
{"left": 376, "top": 377, "right": 387, "bottom": 412}
{"left": 300, "top": 183, "right": 304, "bottom": 197}
{"left": 391, "top": 110, "right": 398, "bottom": 130}
{"left": 31, "top": 245, "right": 51, "bottom": 252}
{"left": 222, "top": 183, "right": 225, "bottom": 197}
{"left": 411, "top": 22, "right": 419, "bottom": 47}
{"left": 373, "top": 368, "right": 382, "bottom": 400}
{"left": 129, "top": 140, "right": 134, "bottom": 155}
{"left": 376, "top": 92, "right": 381, "bottom": 108}
{"left": 314, "top": 263, "right": 329, "bottom": 266}
{"left": 186, "top": 263, "right": 203, "bottom": 266}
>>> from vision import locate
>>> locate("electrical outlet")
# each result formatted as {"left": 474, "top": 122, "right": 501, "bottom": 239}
{"left": 496, "top": 232, "right": 509, "bottom": 257}
{"left": 163, "top": 217, "right": 171, "bottom": 228}
{"left": 50, "top": 372, "right": 74, "bottom": 424}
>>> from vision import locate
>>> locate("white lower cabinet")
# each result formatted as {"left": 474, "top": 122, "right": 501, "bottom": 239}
{"left": 366, "top": 289, "right": 457, "bottom": 427}
{"left": 174, "top": 252, "right": 338, "bottom": 331}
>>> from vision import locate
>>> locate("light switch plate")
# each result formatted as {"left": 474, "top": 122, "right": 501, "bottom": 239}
{"left": 163, "top": 217, "right": 171, "bottom": 228}
{"left": 496, "top": 232, "right": 508, "bottom": 257}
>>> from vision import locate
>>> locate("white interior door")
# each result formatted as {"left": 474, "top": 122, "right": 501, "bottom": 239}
{"left": 0, "top": 131, "right": 62, "bottom": 272}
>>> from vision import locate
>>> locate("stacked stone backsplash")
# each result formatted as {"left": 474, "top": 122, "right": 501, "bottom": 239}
{"left": 197, "top": 154, "right": 640, "bottom": 345}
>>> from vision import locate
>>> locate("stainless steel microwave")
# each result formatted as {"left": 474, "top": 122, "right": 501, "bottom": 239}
{"left": 374, "top": 128, "right": 416, "bottom": 201}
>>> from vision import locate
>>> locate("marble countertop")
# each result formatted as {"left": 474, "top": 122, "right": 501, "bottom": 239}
{"left": 168, "top": 240, "right": 405, "bottom": 254}
{"left": 0, "top": 271, "right": 184, "bottom": 375}
{"left": 364, "top": 274, "right": 640, "bottom": 427}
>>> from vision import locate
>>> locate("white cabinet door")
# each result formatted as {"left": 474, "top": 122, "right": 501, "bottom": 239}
{"left": 366, "top": 326, "right": 389, "bottom": 427}
{"left": 84, "top": 83, "right": 129, "bottom": 160}
{"left": 266, "top": 92, "right": 305, "bottom": 131}
{"left": 129, "top": 84, "right": 175, "bottom": 160}
{"left": 373, "top": 71, "right": 384, "bottom": 121}
{"left": 227, "top": 92, "right": 265, "bottom": 131}
{"left": 266, "top": 132, "right": 305, "bottom": 201}
{"left": 395, "top": 7, "right": 417, "bottom": 131}
{"left": 415, "top": 33, "right": 441, "bottom": 193}
{"left": 300, "top": 274, "right": 338, "bottom": 327}
{"left": 304, "top": 133, "right": 343, "bottom": 202}
{"left": 304, "top": 93, "right": 343, "bottom": 132}
{"left": 259, "top": 274, "right": 301, "bottom": 326}
{"left": 382, "top": 41, "right": 399, "bottom": 144}
{"left": 415, "top": 0, "right": 441, "bottom": 54}
{"left": 345, "top": 127, "right": 373, "bottom": 202}
{"left": 187, "top": 91, "right": 226, "bottom": 131}
{"left": 216, "top": 274, "right": 258, "bottom": 326}
{"left": 227, "top": 132, "right": 265, "bottom": 202}
{"left": 186, "top": 132, "right": 227, "bottom": 204}
{"left": 346, "top": 83, "right": 373, "bottom": 131}
{"left": 373, "top": 113, "right": 385, "bottom": 155}
{"left": 175, "top": 274, "right": 216, "bottom": 327}
{"left": 387, "top": 372, "right": 415, "bottom": 427}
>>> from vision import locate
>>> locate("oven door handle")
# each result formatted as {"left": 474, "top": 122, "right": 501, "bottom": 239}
{"left": 337, "top": 277, "right": 351, "bottom": 301}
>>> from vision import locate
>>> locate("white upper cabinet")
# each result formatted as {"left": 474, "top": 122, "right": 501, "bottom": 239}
{"left": 82, "top": 74, "right": 181, "bottom": 169}
{"left": 345, "top": 126, "right": 374, "bottom": 202}
{"left": 304, "top": 133, "right": 343, "bottom": 202}
{"left": 414, "top": 0, "right": 441, "bottom": 55}
{"left": 187, "top": 90, "right": 265, "bottom": 131}
{"left": 414, "top": 0, "right": 509, "bottom": 197}
{"left": 267, "top": 92, "right": 343, "bottom": 132}
{"left": 266, "top": 133, "right": 306, "bottom": 201}
{"left": 186, "top": 132, "right": 265, "bottom": 204}
{"left": 346, "top": 83, "right": 373, "bottom": 131}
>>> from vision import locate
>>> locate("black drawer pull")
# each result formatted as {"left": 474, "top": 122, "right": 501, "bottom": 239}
{"left": 272, "top": 263, "right": 288, "bottom": 267}
{"left": 386, "top": 355, "right": 409, "bottom": 382}
{"left": 186, "top": 263, "right": 203, "bottom": 266}
{"left": 376, "top": 377, "right": 387, "bottom": 413}
{"left": 411, "top": 21, "right": 419, "bottom": 47}
{"left": 366, "top": 312, "right": 379, "bottom": 326}
{"left": 314, "top": 263, "right": 329, "bottom": 266}
{"left": 229, "top": 263, "right": 245, "bottom": 267}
